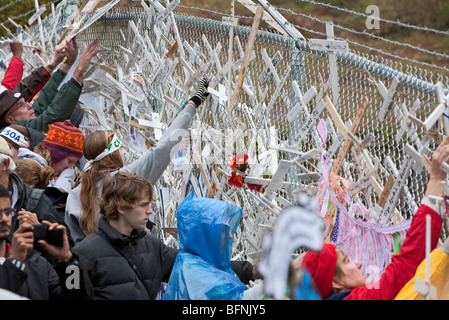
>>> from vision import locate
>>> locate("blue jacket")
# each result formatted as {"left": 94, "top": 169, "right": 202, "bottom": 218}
{"left": 163, "top": 193, "right": 248, "bottom": 300}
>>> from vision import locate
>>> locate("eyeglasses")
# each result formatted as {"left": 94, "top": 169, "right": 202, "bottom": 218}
{"left": 0, "top": 208, "right": 14, "bottom": 219}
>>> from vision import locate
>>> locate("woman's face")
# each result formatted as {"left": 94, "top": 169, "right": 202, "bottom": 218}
{"left": 333, "top": 250, "right": 368, "bottom": 290}
{"left": 53, "top": 156, "right": 79, "bottom": 176}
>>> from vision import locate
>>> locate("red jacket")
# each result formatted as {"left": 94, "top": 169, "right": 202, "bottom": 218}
{"left": 344, "top": 204, "right": 442, "bottom": 300}
{"left": 1, "top": 56, "right": 23, "bottom": 91}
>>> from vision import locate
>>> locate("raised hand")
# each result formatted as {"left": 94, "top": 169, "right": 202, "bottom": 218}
{"left": 9, "top": 223, "right": 34, "bottom": 262}
{"left": 10, "top": 41, "right": 23, "bottom": 58}
{"left": 72, "top": 39, "right": 100, "bottom": 85}
{"left": 189, "top": 77, "right": 210, "bottom": 108}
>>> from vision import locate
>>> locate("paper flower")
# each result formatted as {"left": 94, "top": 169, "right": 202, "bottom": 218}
{"left": 228, "top": 171, "right": 244, "bottom": 188}
{"left": 246, "top": 183, "right": 265, "bottom": 193}
{"left": 230, "top": 153, "right": 249, "bottom": 172}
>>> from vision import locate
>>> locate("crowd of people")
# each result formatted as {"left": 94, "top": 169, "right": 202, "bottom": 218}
{"left": 0, "top": 37, "right": 448, "bottom": 301}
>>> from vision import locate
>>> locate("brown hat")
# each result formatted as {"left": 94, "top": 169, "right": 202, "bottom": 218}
{"left": 0, "top": 136, "right": 13, "bottom": 157}
{"left": 0, "top": 90, "right": 23, "bottom": 126}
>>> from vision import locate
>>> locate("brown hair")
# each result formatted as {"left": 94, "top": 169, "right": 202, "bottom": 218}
{"left": 99, "top": 171, "right": 154, "bottom": 221}
{"left": 33, "top": 143, "right": 53, "bottom": 166}
{"left": 79, "top": 130, "right": 124, "bottom": 235}
{"left": 329, "top": 247, "right": 346, "bottom": 296}
{"left": 15, "top": 158, "right": 55, "bottom": 189}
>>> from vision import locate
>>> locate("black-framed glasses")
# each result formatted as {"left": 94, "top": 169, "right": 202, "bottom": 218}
{"left": 0, "top": 208, "right": 14, "bottom": 219}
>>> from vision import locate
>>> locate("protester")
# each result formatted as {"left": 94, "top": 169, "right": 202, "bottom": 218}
{"left": 15, "top": 158, "right": 55, "bottom": 189}
{"left": 65, "top": 77, "right": 210, "bottom": 243}
{"left": 0, "top": 136, "right": 73, "bottom": 261}
{"left": 163, "top": 192, "right": 260, "bottom": 300}
{"left": 0, "top": 182, "right": 67, "bottom": 299}
{"left": 0, "top": 36, "right": 99, "bottom": 132}
{"left": 33, "top": 120, "right": 84, "bottom": 178}
{"left": 301, "top": 136, "right": 449, "bottom": 300}
{"left": 0, "top": 124, "right": 46, "bottom": 157}
{"left": 394, "top": 224, "right": 449, "bottom": 300}
{"left": 56, "top": 172, "right": 259, "bottom": 299}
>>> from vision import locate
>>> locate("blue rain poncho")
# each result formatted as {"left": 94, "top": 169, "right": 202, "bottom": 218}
{"left": 163, "top": 192, "right": 248, "bottom": 300}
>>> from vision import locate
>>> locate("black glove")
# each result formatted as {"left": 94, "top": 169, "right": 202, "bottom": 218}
{"left": 189, "top": 77, "right": 210, "bottom": 107}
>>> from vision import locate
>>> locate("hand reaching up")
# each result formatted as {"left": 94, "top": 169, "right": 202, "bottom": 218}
{"left": 72, "top": 39, "right": 100, "bottom": 85}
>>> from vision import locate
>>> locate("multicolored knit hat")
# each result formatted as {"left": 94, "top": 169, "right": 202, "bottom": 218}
{"left": 42, "top": 120, "right": 84, "bottom": 165}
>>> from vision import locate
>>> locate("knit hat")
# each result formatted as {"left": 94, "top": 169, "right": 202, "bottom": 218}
{"left": 0, "top": 90, "right": 23, "bottom": 125}
{"left": 301, "top": 243, "right": 337, "bottom": 299}
{"left": 0, "top": 136, "right": 13, "bottom": 157}
{"left": 42, "top": 120, "right": 84, "bottom": 165}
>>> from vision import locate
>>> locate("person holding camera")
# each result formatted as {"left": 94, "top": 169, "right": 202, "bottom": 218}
{"left": 0, "top": 136, "right": 74, "bottom": 265}
{"left": 0, "top": 182, "right": 67, "bottom": 299}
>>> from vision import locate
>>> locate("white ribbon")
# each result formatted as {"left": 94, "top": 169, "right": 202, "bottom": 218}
{"left": 83, "top": 134, "right": 121, "bottom": 171}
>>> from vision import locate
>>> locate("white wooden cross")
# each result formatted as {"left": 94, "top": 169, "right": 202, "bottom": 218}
{"left": 261, "top": 160, "right": 294, "bottom": 203}
{"left": 155, "top": 0, "right": 180, "bottom": 25}
{"left": 395, "top": 99, "right": 421, "bottom": 144}
{"left": 287, "top": 80, "right": 317, "bottom": 124}
{"left": 331, "top": 96, "right": 369, "bottom": 175}
{"left": 308, "top": 22, "right": 348, "bottom": 109}
{"left": 375, "top": 76, "right": 401, "bottom": 122}
{"left": 183, "top": 40, "right": 204, "bottom": 66}
{"left": 30, "top": 0, "right": 46, "bottom": 51}
{"left": 378, "top": 145, "right": 417, "bottom": 226}
{"left": 259, "top": 49, "right": 283, "bottom": 85}
{"left": 414, "top": 214, "right": 437, "bottom": 300}
{"left": 209, "top": 36, "right": 249, "bottom": 90}
{"left": 325, "top": 117, "right": 343, "bottom": 160}
{"left": 255, "top": 66, "right": 291, "bottom": 131}
{"left": 423, "top": 82, "right": 449, "bottom": 135}
{"left": 350, "top": 146, "right": 383, "bottom": 195}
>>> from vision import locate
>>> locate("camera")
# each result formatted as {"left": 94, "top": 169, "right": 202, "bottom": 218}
{"left": 32, "top": 224, "right": 64, "bottom": 247}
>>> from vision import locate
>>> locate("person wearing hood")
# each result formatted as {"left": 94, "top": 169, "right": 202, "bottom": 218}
{"left": 54, "top": 172, "right": 259, "bottom": 300}
{"left": 163, "top": 192, "right": 261, "bottom": 300}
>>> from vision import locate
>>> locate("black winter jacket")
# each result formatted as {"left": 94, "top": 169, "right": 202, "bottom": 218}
{"left": 0, "top": 250, "right": 62, "bottom": 300}
{"left": 8, "top": 173, "right": 74, "bottom": 263}
{"left": 66, "top": 217, "right": 255, "bottom": 300}
{"left": 71, "top": 217, "right": 178, "bottom": 300}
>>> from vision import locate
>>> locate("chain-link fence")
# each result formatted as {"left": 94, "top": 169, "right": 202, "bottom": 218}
{"left": 20, "top": 4, "right": 449, "bottom": 264}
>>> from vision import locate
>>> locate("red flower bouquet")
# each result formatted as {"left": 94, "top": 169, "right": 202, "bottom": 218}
{"left": 228, "top": 171, "right": 244, "bottom": 188}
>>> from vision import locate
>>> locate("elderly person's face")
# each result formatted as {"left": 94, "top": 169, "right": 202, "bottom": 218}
{"left": 6, "top": 98, "right": 36, "bottom": 124}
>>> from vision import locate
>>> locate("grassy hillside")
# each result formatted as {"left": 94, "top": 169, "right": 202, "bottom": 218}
{"left": 1, "top": 0, "right": 448, "bottom": 74}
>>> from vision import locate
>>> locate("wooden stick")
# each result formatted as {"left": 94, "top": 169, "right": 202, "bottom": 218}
{"left": 377, "top": 174, "right": 394, "bottom": 207}
{"left": 58, "top": 0, "right": 90, "bottom": 43}
{"left": 331, "top": 96, "right": 369, "bottom": 175}
{"left": 231, "top": 5, "right": 264, "bottom": 107}
{"left": 238, "top": 0, "right": 287, "bottom": 36}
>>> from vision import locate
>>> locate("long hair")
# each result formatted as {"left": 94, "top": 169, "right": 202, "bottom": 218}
{"left": 15, "top": 158, "right": 55, "bottom": 189}
{"left": 79, "top": 130, "right": 124, "bottom": 235}
{"left": 33, "top": 143, "right": 53, "bottom": 166}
